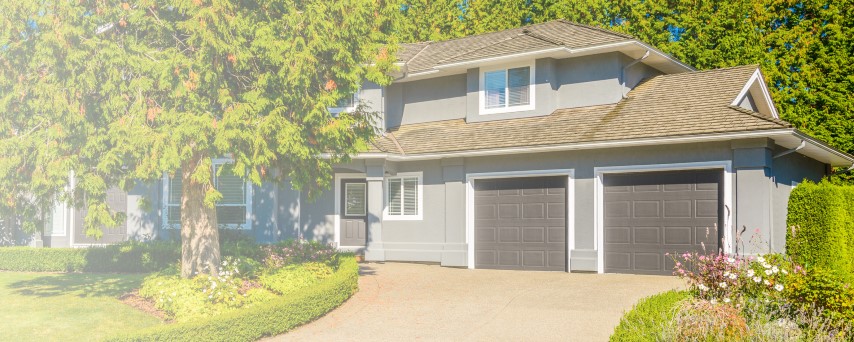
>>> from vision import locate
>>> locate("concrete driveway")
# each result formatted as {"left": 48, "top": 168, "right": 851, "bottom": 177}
{"left": 269, "top": 262, "right": 683, "bottom": 341}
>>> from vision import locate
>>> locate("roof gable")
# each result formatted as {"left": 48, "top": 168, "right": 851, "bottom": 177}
{"left": 730, "top": 68, "right": 779, "bottom": 119}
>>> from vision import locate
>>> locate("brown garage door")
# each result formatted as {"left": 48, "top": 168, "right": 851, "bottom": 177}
{"left": 604, "top": 170, "right": 722, "bottom": 275}
{"left": 474, "top": 176, "right": 566, "bottom": 271}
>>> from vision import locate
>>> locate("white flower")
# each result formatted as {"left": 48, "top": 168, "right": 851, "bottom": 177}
{"left": 698, "top": 284, "right": 709, "bottom": 291}
{"left": 723, "top": 271, "right": 730, "bottom": 277}
{"left": 764, "top": 279, "right": 771, "bottom": 286}
{"left": 753, "top": 276, "right": 762, "bottom": 283}
{"left": 765, "top": 269, "right": 773, "bottom": 276}
{"left": 774, "top": 284, "right": 784, "bottom": 292}
{"left": 757, "top": 256, "right": 766, "bottom": 263}
{"left": 782, "top": 269, "right": 788, "bottom": 275}
{"left": 772, "top": 266, "right": 779, "bottom": 274}
{"left": 211, "top": 281, "right": 217, "bottom": 289}
{"left": 728, "top": 273, "right": 737, "bottom": 280}
{"left": 727, "top": 257, "right": 736, "bottom": 263}
{"left": 747, "top": 269, "right": 755, "bottom": 277}
{"left": 719, "top": 282, "right": 728, "bottom": 289}
{"left": 763, "top": 263, "right": 772, "bottom": 269}
{"left": 710, "top": 298, "right": 718, "bottom": 305}
{"left": 723, "top": 298, "right": 731, "bottom": 303}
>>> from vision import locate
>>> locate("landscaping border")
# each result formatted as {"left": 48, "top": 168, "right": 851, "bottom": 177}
{"left": 106, "top": 255, "right": 359, "bottom": 342}
{"left": 0, "top": 243, "right": 180, "bottom": 273}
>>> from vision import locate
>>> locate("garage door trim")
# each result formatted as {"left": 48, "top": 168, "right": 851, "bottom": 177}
{"left": 466, "top": 169, "right": 575, "bottom": 271}
{"left": 594, "top": 161, "right": 733, "bottom": 274}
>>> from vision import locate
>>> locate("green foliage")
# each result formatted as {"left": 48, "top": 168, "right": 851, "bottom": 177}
{"left": 785, "top": 266, "right": 854, "bottom": 324}
{"left": 786, "top": 180, "right": 854, "bottom": 277}
{"left": 259, "top": 261, "right": 334, "bottom": 296}
{"left": 108, "top": 255, "right": 359, "bottom": 342}
{"left": 261, "top": 239, "right": 336, "bottom": 267}
{"left": 610, "top": 290, "right": 689, "bottom": 342}
{"left": 0, "top": 0, "right": 396, "bottom": 239}
{"left": 0, "top": 241, "right": 180, "bottom": 273}
{"left": 139, "top": 257, "right": 274, "bottom": 322}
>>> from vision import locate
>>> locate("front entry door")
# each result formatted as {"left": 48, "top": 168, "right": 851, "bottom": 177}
{"left": 340, "top": 179, "right": 368, "bottom": 247}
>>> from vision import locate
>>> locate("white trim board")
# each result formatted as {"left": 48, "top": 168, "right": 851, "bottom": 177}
{"left": 382, "top": 171, "right": 424, "bottom": 221}
{"left": 465, "top": 169, "right": 575, "bottom": 271}
{"left": 731, "top": 68, "right": 779, "bottom": 119}
{"left": 593, "top": 161, "right": 734, "bottom": 274}
{"left": 334, "top": 172, "right": 367, "bottom": 248}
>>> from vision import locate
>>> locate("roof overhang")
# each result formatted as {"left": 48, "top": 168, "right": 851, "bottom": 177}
{"left": 353, "top": 129, "right": 854, "bottom": 167}
{"left": 396, "top": 40, "right": 695, "bottom": 83}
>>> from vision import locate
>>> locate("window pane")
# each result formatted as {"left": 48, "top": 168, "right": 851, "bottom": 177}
{"left": 169, "top": 172, "right": 182, "bottom": 205}
{"left": 167, "top": 206, "right": 181, "bottom": 224}
{"left": 403, "top": 177, "right": 418, "bottom": 215}
{"left": 344, "top": 183, "right": 367, "bottom": 216}
{"left": 336, "top": 93, "right": 355, "bottom": 108}
{"left": 508, "top": 67, "right": 530, "bottom": 106}
{"left": 216, "top": 164, "right": 245, "bottom": 205}
{"left": 217, "top": 206, "right": 246, "bottom": 225}
{"left": 484, "top": 70, "right": 506, "bottom": 109}
{"left": 388, "top": 178, "right": 402, "bottom": 215}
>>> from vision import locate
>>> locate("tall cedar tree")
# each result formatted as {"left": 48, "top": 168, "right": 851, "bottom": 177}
{"left": 0, "top": 0, "right": 397, "bottom": 277}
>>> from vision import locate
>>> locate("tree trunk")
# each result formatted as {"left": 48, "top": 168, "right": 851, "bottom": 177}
{"left": 180, "top": 154, "right": 221, "bottom": 278}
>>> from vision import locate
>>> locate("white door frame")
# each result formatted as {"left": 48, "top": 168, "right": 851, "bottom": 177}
{"left": 593, "top": 161, "right": 734, "bottom": 274}
{"left": 334, "top": 172, "right": 368, "bottom": 249}
{"left": 465, "top": 169, "right": 575, "bottom": 271}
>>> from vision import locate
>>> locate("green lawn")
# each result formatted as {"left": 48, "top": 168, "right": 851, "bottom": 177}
{"left": 0, "top": 272, "right": 163, "bottom": 341}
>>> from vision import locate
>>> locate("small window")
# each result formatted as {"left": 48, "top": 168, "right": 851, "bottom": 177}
{"left": 481, "top": 64, "right": 533, "bottom": 114}
{"left": 385, "top": 173, "right": 422, "bottom": 220}
{"left": 329, "top": 92, "right": 358, "bottom": 114}
{"left": 163, "top": 161, "right": 251, "bottom": 229}
{"left": 344, "top": 183, "right": 367, "bottom": 216}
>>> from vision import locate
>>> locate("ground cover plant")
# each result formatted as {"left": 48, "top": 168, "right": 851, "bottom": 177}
{"left": 136, "top": 239, "right": 342, "bottom": 322}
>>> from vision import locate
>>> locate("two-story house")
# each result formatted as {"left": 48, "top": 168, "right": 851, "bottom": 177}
{"left": 34, "top": 20, "right": 854, "bottom": 275}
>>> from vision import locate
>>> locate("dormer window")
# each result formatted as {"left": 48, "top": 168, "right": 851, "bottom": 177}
{"left": 479, "top": 62, "right": 535, "bottom": 115}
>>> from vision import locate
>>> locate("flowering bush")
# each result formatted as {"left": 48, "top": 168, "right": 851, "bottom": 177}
{"left": 671, "top": 299, "right": 748, "bottom": 340}
{"left": 261, "top": 239, "right": 336, "bottom": 268}
{"left": 670, "top": 251, "right": 793, "bottom": 306}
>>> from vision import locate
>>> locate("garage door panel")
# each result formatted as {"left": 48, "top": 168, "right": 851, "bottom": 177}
{"left": 475, "top": 176, "right": 567, "bottom": 271}
{"left": 604, "top": 170, "right": 722, "bottom": 275}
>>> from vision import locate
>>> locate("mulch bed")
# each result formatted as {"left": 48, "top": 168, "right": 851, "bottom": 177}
{"left": 120, "top": 290, "right": 171, "bottom": 322}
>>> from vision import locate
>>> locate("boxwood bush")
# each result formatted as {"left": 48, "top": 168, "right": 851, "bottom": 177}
{"left": 610, "top": 290, "right": 689, "bottom": 342}
{"left": 0, "top": 241, "right": 180, "bottom": 273}
{"left": 107, "top": 255, "right": 359, "bottom": 342}
{"left": 786, "top": 180, "right": 854, "bottom": 278}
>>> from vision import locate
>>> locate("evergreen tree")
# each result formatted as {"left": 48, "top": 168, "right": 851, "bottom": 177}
{"left": 0, "top": 0, "right": 395, "bottom": 277}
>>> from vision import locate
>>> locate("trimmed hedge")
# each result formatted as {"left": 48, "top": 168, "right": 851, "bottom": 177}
{"left": 610, "top": 290, "right": 689, "bottom": 342}
{"left": 786, "top": 180, "right": 854, "bottom": 277}
{"left": 0, "top": 241, "right": 180, "bottom": 273}
{"left": 107, "top": 255, "right": 359, "bottom": 342}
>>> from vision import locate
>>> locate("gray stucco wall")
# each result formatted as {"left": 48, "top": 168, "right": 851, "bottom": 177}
{"left": 769, "top": 146, "right": 826, "bottom": 252}
{"left": 385, "top": 74, "right": 467, "bottom": 129}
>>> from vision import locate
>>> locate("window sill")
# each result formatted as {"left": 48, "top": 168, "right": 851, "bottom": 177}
{"left": 479, "top": 104, "right": 535, "bottom": 115}
{"left": 382, "top": 214, "right": 423, "bottom": 221}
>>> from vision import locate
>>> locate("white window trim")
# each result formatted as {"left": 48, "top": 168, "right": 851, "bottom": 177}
{"left": 328, "top": 90, "right": 359, "bottom": 115}
{"left": 161, "top": 158, "right": 253, "bottom": 230}
{"left": 478, "top": 61, "right": 536, "bottom": 115}
{"left": 383, "top": 172, "right": 423, "bottom": 221}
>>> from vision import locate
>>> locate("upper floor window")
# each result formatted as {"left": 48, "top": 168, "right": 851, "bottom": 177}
{"left": 479, "top": 62, "right": 535, "bottom": 114}
{"left": 329, "top": 92, "right": 358, "bottom": 115}
{"left": 162, "top": 160, "right": 252, "bottom": 230}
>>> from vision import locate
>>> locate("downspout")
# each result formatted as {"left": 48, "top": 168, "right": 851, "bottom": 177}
{"left": 621, "top": 50, "right": 650, "bottom": 98}
{"left": 830, "top": 163, "right": 854, "bottom": 176}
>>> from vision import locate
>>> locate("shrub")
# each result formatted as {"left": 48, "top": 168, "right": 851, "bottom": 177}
{"left": 671, "top": 299, "right": 748, "bottom": 341}
{"left": 108, "top": 255, "right": 359, "bottom": 342}
{"left": 787, "top": 180, "right": 854, "bottom": 278}
{"left": 259, "top": 262, "right": 334, "bottom": 296}
{"left": 670, "top": 252, "right": 793, "bottom": 305}
{"left": 261, "top": 239, "right": 336, "bottom": 267}
{"left": 785, "top": 266, "right": 854, "bottom": 324}
{"left": 610, "top": 290, "right": 689, "bottom": 342}
{"left": 0, "top": 240, "right": 180, "bottom": 273}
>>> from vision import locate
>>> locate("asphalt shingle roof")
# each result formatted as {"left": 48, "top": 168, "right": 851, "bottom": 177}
{"left": 398, "top": 20, "right": 634, "bottom": 73}
{"left": 368, "top": 65, "right": 791, "bottom": 155}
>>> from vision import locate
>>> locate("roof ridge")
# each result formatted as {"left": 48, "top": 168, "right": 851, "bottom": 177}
{"left": 404, "top": 43, "right": 431, "bottom": 64}
{"left": 555, "top": 19, "right": 635, "bottom": 40}
{"left": 655, "top": 64, "right": 759, "bottom": 79}
{"left": 386, "top": 132, "right": 407, "bottom": 155}
{"left": 522, "top": 30, "right": 565, "bottom": 46}
{"left": 727, "top": 105, "right": 791, "bottom": 128}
